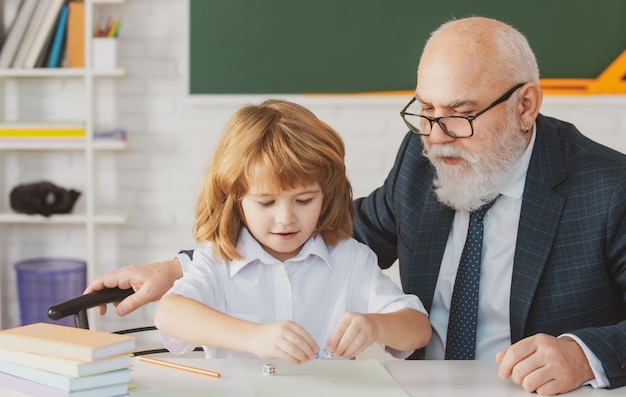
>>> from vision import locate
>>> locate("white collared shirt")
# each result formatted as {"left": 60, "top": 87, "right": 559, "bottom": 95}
{"left": 164, "top": 228, "right": 427, "bottom": 359}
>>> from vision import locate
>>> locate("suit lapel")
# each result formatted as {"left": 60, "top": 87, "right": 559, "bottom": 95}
{"left": 510, "top": 115, "right": 566, "bottom": 342}
{"left": 412, "top": 191, "right": 455, "bottom": 311}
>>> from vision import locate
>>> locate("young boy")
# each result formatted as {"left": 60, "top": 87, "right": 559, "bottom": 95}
{"left": 154, "top": 99, "right": 431, "bottom": 364}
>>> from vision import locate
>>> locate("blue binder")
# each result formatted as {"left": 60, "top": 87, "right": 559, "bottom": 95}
{"left": 47, "top": 4, "right": 69, "bottom": 68}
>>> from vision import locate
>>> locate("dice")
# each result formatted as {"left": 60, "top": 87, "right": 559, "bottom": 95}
{"left": 262, "top": 363, "right": 276, "bottom": 376}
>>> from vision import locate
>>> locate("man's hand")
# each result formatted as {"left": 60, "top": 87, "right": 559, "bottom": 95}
{"left": 84, "top": 258, "right": 183, "bottom": 316}
{"left": 496, "top": 333, "right": 595, "bottom": 395}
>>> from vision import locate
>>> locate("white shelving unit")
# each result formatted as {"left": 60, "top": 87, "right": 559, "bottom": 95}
{"left": 0, "top": 0, "right": 126, "bottom": 329}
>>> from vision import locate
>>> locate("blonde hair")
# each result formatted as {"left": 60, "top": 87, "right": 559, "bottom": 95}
{"left": 194, "top": 99, "right": 354, "bottom": 262}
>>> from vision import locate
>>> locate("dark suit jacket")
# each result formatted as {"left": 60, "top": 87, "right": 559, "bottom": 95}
{"left": 353, "top": 114, "right": 626, "bottom": 388}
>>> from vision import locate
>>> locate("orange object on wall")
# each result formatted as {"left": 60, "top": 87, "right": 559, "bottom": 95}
{"left": 540, "top": 49, "right": 626, "bottom": 95}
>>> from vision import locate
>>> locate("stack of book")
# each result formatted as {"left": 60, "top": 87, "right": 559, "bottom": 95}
{"left": 0, "top": 322, "right": 136, "bottom": 396}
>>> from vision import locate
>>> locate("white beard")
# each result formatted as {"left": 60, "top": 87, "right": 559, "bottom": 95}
{"left": 423, "top": 115, "right": 529, "bottom": 212}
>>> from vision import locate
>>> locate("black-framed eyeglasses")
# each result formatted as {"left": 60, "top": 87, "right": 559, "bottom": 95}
{"left": 399, "top": 82, "right": 527, "bottom": 138}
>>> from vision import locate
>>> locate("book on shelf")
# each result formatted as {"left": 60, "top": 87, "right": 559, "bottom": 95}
{"left": 47, "top": 4, "right": 70, "bottom": 68}
{"left": 0, "top": 0, "right": 39, "bottom": 69}
{"left": 0, "top": 130, "right": 85, "bottom": 138}
{"left": 0, "top": 347, "right": 132, "bottom": 378}
{"left": 67, "top": 0, "right": 85, "bottom": 68}
{"left": 35, "top": 1, "right": 68, "bottom": 68}
{"left": 94, "top": 127, "right": 127, "bottom": 141}
{"left": 0, "top": 121, "right": 84, "bottom": 128}
{"left": 0, "top": 122, "right": 85, "bottom": 138}
{"left": 22, "top": 0, "right": 65, "bottom": 68}
{"left": 12, "top": 0, "right": 49, "bottom": 68}
{"left": 0, "top": 371, "right": 129, "bottom": 397}
{"left": 0, "top": 322, "right": 135, "bottom": 362}
{"left": 35, "top": 21, "right": 56, "bottom": 68}
{"left": 0, "top": 360, "right": 131, "bottom": 392}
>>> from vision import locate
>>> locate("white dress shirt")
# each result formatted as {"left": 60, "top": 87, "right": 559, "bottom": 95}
{"left": 424, "top": 130, "right": 535, "bottom": 360}
{"left": 165, "top": 228, "right": 427, "bottom": 359}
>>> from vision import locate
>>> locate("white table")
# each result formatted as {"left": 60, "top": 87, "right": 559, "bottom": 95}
{"left": 127, "top": 358, "right": 623, "bottom": 396}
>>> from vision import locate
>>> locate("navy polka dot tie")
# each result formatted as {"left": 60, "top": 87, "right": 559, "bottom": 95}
{"left": 445, "top": 198, "right": 497, "bottom": 360}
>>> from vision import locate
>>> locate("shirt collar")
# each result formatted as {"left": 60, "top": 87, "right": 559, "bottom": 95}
{"left": 228, "top": 228, "right": 334, "bottom": 277}
{"left": 500, "top": 122, "right": 536, "bottom": 200}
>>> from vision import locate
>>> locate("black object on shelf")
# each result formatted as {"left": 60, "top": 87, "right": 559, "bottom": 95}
{"left": 9, "top": 180, "right": 81, "bottom": 217}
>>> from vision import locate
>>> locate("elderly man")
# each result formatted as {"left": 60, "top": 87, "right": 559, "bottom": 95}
{"left": 87, "top": 17, "right": 626, "bottom": 395}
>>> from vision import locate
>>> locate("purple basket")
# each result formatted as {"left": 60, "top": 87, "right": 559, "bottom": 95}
{"left": 15, "top": 258, "right": 87, "bottom": 327}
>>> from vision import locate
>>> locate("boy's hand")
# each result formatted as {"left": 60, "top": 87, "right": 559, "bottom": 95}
{"left": 327, "top": 312, "right": 377, "bottom": 359}
{"left": 248, "top": 321, "right": 318, "bottom": 365}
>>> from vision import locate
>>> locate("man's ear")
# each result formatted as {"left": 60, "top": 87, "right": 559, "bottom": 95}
{"left": 517, "top": 82, "right": 543, "bottom": 129}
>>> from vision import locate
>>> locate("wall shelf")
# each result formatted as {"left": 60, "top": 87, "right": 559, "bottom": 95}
{"left": 0, "top": 68, "right": 125, "bottom": 78}
{"left": 0, "top": 0, "right": 127, "bottom": 329}
{"left": 0, "top": 212, "right": 128, "bottom": 225}
{"left": 0, "top": 140, "right": 127, "bottom": 151}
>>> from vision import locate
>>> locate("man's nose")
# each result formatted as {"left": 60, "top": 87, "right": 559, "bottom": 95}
{"left": 427, "top": 121, "right": 456, "bottom": 144}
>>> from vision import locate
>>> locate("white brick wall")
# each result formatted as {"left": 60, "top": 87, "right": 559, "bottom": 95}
{"left": 1, "top": 0, "right": 625, "bottom": 332}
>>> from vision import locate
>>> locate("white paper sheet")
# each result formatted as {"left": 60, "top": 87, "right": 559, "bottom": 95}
{"left": 239, "top": 359, "right": 409, "bottom": 397}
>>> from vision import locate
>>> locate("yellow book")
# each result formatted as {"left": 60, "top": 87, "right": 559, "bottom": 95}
{"left": 0, "top": 122, "right": 85, "bottom": 137}
{"left": 0, "top": 130, "right": 85, "bottom": 137}
{"left": 0, "top": 323, "right": 135, "bottom": 362}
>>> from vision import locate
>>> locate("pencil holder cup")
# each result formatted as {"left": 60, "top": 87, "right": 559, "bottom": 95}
{"left": 15, "top": 257, "right": 87, "bottom": 327}
{"left": 92, "top": 37, "right": 118, "bottom": 70}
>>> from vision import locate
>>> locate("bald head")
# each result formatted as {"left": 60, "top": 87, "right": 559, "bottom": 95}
{"left": 417, "top": 17, "right": 539, "bottom": 96}
{"left": 431, "top": 17, "right": 509, "bottom": 43}
{"left": 430, "top": 17, "right": 505, "bottom": 51}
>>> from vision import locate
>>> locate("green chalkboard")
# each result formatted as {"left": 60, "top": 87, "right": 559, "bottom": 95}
{"left": 189, "top": 0, "right": 626, "bottom": 94}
